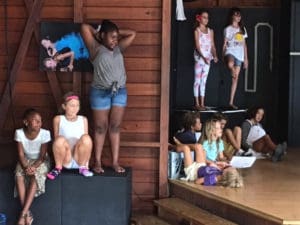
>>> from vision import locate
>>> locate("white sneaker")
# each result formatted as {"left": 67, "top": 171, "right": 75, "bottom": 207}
{"left": 244, "top": 148, "right": 256, "bottom": 156}
{"left": 236, "top": 149, "right": 245, "bottom": 156}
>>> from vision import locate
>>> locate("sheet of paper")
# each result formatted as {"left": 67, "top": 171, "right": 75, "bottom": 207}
{"left": 230, "top": 156, "right": 256, "bottom": 168}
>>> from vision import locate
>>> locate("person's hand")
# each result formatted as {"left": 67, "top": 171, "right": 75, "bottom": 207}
{"left": 204, "top": 57, "right": 210, "bottom": 65}
{"left": 67, "top": 64, "right": 74, "bottom": 72}
{"left": 216, "top": 161, "right": 229, "bottom": 169}
{"left": 25, "top": 166, "right": 36, "bottom": 175}
{"left": 173, "top": 137, "right": 182, "bottom": 145}
{"left": 213, "top": 57, "right": 218, "bottom": 63}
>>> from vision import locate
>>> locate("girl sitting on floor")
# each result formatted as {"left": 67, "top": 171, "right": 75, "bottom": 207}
{"left": 241, "top": 106, "right": 286, "bottom": 162}
{"left": 171, "top": 111, "right": 203, "bottom": 182}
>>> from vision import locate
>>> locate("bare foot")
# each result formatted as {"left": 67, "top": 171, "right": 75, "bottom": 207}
{"left": 195, "top": 177, "right": 204, "bottom": 185}
{"left": 113, "top": 164, "right": 125, "bottom": 173}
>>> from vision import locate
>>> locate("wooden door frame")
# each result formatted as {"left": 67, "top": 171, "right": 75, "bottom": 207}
{"left": 159, "top": 0, "right": 171, "bottom": 198}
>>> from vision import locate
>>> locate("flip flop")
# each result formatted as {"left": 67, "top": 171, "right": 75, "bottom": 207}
{"left": 113, "top": 165, "right": 125, "bottom": 173}
{"left": 26, "top": 211, "right": 33, "bottom": 225}
{"left": 93, "top": 166, "right": 104, "bottom": 174}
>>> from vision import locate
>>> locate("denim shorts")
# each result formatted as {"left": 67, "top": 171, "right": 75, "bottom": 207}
{"left": 90, "top": 86, "right": 127, "bottom": 110}
{"left": 226, "top": 54, "right": 242, "bottom": 67}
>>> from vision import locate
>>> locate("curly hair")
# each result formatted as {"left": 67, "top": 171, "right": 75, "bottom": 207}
{"left": 182, "top": 111, "right": 201, "bottom": 131}
{"left": 218, "top": 167, "right": 243, "bottom": 188}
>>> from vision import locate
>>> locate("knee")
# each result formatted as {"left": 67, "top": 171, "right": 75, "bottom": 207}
{"left": 80, "top": 134, "right": 92, "bottom": 147}
{"left": 228, "top": 62, "right": 234, "bottom": 70}
{"left": 109, "top": 121, "right": 121, "bottom": 133}
{"left": 53, "top": 136, "right": 68, "bottom": 149}
{"left": 94, "top": 123, "right": 108, "bottom": 134}
{"left": 234, "top": 126, "right": 242, "bottom": 134}
{"left": 182, "top": 145, "right": 191, "bottom": 154}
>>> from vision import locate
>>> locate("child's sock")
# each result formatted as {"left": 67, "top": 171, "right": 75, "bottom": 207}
{"left": 79, "top": 166, "right": 93, "bottom": 177}
{"left": 47, "top": 167, "right": 62, "bottom": 180}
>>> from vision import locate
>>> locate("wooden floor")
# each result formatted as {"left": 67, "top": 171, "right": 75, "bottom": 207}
{"left": 170, "top": 148, "right": 300, "bottom": 225}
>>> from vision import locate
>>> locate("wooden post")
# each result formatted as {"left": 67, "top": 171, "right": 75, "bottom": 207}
{"left": 73, "top": 0, "right": 83, "bottom": 96}
{"left": 159, "top": 0, "right": 171, "bottom": 198}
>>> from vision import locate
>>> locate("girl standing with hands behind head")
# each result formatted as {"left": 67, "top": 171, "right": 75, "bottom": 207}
{"left": 193, "top": 10, "right": 218, "bottom": 111}
{"left": 47, "top": 92, "right": 93, "bottom": 180}
{"left": 223, "top": 7, "right": 248, "bottom": 110}
{"left": 81, "top": 20, "right": 136, "bottom": 173}
{"left": 15, "top": 108, "right": 51, "bottom": 225}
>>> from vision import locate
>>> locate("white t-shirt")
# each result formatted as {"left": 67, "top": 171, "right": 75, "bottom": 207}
{"left": 14, "top": 128, "right": 51, "bottom": 159}
{"left": 224, "top": 25, "right": 248, "bottom": 61}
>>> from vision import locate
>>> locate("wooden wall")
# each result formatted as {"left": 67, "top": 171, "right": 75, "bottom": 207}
{"left": 0, "top": 0, "right": 171, "bottom": 213}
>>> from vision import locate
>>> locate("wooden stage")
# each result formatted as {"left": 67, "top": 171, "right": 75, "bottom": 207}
{"left": 169, "top": 148, "right": 300, "bottom": 225}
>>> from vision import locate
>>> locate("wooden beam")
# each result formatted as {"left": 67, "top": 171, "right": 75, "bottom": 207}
{"left": 73, "top": 0, "right": 83, "bottom": 96}
{"left": 0, "top": 0, "right": 45, "bottom": 129}
{"left": 159, "top": 0, "right": 171, "bottom": 198}
{"left": 24, "top": 0, "right": 63, "bottom": 110}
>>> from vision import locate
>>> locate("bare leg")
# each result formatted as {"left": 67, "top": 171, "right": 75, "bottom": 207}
{"left": 109, "top": 106, "right": 125, "bottom": 173}
{"left": 194, "top": 144, "right": 205, "bottom": 164}
{"left": 233, "top": 126, "right": 242, "bottom": 149}
{"left": 73, "top": 134, "right": 93, "bottom": 166}
{"left": 200, "top": 96, "right": 206, "bottom": 109}
{"left": 16, "top": 176, "right": 26, "bottom": 206}
{"left": 93, "top": 109, "right": 109, "bottom": 173}
{"left": 18, "top": 176, "right": 37, "bottom": 225}
{"left": 175, "top": 145, "right": 193, "bottom": 167}
{"left": 224, "top": 127, "right": 241, "bottom": 150}
{"left": 229, "top": 66, "right": 241, "bottom": 107}
{"left": 194, "top": 96, "right": 200, "bottom": 108}
{"left": 52, "top": 136, "right": 72, "bottom": 168}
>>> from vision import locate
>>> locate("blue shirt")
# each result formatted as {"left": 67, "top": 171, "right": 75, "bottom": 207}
{"left": 202, "top": 140, "right": 224, "bottom": 161}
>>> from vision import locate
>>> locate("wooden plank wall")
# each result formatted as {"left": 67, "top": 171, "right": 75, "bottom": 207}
{"left": 0, "top": 0, "right": 167, "bottom": 213}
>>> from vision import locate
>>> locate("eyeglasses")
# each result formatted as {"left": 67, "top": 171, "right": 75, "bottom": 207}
{"left": 234, "top": 13, "right": 241, "bottom": 17}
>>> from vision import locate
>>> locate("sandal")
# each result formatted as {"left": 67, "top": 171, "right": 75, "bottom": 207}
{"left": 93, "top": 165, "right": 104, "bottom": 174}
{"left": 17, "top": 213, "right": 26, "bottom": 225}
{"left": 113, "top": 165, "right": 125, "bottom": 173}
{"left": 26, "top": 211, "right": 34, "bottom": 225}
{"left": 229, "top": 104, "right": 238, "bottom": 110}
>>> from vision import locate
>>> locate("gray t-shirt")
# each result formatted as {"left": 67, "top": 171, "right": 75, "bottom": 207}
{"left": 91, "top": 45, "right": 126, "bottom": 89}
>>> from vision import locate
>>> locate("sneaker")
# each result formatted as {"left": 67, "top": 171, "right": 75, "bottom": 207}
{"left": 272, "top": 144, "right": 284, "bottom": 162}
{"left": 243, "top": 148, "right": 256, "bottom": 156}
{"left": 47, "top": 168, "right": 61, "bottom": 180}
{"left": 79, "top": 167, "right": 94, "bottom": 177}
{"left": 235, "top": 149, "right": 245, "bottom": 156}
{"left": 282, "top": 141, "right": 287, "bottom": 155}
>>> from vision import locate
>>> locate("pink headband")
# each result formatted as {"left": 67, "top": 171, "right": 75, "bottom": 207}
{"left": 196, "top": 14, "right": 202, "bottom": 22}
{"left": 66, "top": 95, "right": 79, "bottom": 101}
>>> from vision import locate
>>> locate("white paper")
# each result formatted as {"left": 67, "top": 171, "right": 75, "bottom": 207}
{"left": 230, "top": 156, "right": 256, "bottom": 168}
